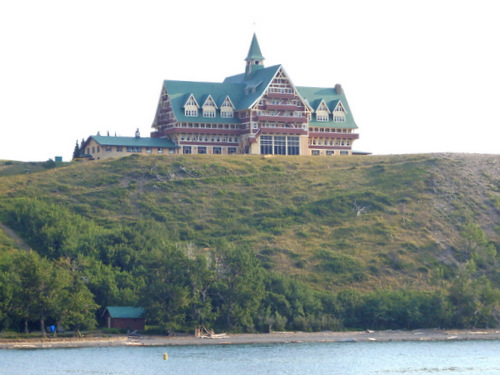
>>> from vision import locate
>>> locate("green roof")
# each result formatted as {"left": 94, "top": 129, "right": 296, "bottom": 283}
{"left": 154, "top": 33, "right": 357, "bottom": 131}
{"left": 245, "top": 33, "right": 265, "bottom": 61}
{"left": 297, "top": 86, "right": 358, "bottom": 129}
{"left": 160, "top": 68, "right": 357, "bottom": 130}
{"left": 105, "top": 306, "right": 145, "bottom": 319}
{"left": 89, "top": 135, "right": 179, "bottom": 148}
{"left": 164, "top": 64, "right": 282, "bottom": 121}
{"left": 163, "top": 80, "right": 245, "bottom": 123}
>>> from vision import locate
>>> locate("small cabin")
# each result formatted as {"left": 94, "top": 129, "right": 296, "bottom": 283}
{"left": 103, "top": 306, "right": 146, "bottom": 331}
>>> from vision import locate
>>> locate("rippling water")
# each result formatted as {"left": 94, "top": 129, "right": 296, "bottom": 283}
{"left": 2, "top": 340, "right": 500, "bottom": 375}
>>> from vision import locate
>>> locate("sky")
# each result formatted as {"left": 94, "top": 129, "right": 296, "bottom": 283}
{"left": 1, "top": 0, "right": 499, "bottom": 162}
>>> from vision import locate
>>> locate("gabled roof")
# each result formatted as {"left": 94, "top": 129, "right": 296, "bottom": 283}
{"left": 105, "top": 306, "right": 145, "bottom": 319}
{"left": 201, "top": 94, "right": 218, "bottom": 109}
{"left": 315, "top": 99, "right": 331, "bottom": 113}
{"left": 223, "top": 64, "right": 283, "bottom": 109}
{"left": 296, "top": 86, "right": 358, "bottom": 129}
{"left": 184, "top": 93, "right": 200, "bottom": 108}
{"left": 88, "top": 135, "right": 179, "bottom": 148}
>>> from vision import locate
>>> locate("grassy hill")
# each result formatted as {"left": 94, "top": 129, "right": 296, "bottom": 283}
{"left": 1, "top": 154, "right": 499, "bottom": 332}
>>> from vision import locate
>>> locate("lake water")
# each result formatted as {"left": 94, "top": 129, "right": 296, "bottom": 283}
{"left": 2, "top": 340, "right": 500, "bottom": 375}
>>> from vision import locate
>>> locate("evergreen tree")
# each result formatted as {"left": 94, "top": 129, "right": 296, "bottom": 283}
{"left": 72, "top": 140, "right": 81, "bottom": 159}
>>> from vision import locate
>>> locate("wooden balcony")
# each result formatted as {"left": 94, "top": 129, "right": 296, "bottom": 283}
{"left": 153, "top": 127, "right": 242, "bottom": 137}
{"left": 266, "top": 92, "right": 295, "bottom": 99}
{"left": 261, "top": 127, "right": 307, "bottom": 135}
{"left": 264, "top": 104, "right": 301, "bottom": 111}
{"left": 308, "top": 131, "right": 359, "bottom": 140}
{"left": 308, "top": 145, "right": 351, "bottom": 150}
{"left": 256, "top": 115, "right": 307, "bottom": 123}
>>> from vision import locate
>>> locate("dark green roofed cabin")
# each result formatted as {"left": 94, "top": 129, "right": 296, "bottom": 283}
{"left": 103, "top": 306, "right": 145, "bottom": 331}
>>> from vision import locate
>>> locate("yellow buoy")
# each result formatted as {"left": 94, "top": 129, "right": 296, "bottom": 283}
{"left": 163, "top": 353, "right": 168, "bottom": 360}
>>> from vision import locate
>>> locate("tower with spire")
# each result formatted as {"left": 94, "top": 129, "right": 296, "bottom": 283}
{"left": 245, "top": 33, "right": 265, "bottom": 77}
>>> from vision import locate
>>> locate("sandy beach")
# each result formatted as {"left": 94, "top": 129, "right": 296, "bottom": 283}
{"left": 2, "top": 329, "right": 500, "bottom": 349}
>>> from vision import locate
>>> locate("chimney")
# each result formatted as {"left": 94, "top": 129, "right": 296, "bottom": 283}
{"left": 135, "top": 128, "right": 140, "bottom": 138}
{"left": 335, "top": 84, "right": 343, "bottom": 95}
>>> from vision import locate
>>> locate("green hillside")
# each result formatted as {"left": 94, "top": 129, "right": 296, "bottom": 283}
{"left": 0, "top": 154, "right": 499, "bottom": 334}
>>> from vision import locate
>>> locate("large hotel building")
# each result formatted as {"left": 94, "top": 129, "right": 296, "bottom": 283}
{"left": 82, "top": 34, "right": 361, "bottom": 159}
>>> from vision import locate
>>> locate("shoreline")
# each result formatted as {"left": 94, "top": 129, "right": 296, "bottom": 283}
{"left": 2, "top": 329, "right": 500, "bottom": 349}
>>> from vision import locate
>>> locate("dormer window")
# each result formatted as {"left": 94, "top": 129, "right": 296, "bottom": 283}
{"left": 184, "top": 94, "right": 199, "bottom": 117}
{"left": 220, "top": 96, "right": 235, "bottom": 118}
{"left": 315, "top": 100, "right": 330, "bottom": 122}
{"left": 202, "top": 95, "right": 217, "bottom": 118}
{"left": 333, "top": 102, "right": 346, "bottom": 122}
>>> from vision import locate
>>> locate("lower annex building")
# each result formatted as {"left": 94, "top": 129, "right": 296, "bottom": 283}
{"left": 81, "top": 34, "right": 361, "bottom": 160}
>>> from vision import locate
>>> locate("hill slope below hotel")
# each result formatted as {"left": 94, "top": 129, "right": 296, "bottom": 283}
{"left": 0, "top": 153, "right": 499, "bottom": 332}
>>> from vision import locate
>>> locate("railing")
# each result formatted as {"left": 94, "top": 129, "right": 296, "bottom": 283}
{"left": 266, "top": 92, "right": 295, "bottom": 99}
{"left": 261, "top": 127, "right": 307, "bottom": 135}
{"left": 308, "top": 132, "right": 359, "bottom": 140}
{"left": 308, "top": 145, "right": 352, "bottom": 150}
{"left": 264, "top": 104, "right": 301, "bottom": 111}
{"left": 157, "top": 128, "right": 242, "bottom": 136}
{"left": 256, "top": 115, "right": 306, "bottom": 123}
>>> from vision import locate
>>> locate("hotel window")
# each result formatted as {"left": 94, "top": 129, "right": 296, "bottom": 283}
{"left": 158, "top": 148, "right": 163, "bottom": 154}
{"left": 203, "top": 96, "right": 217, "bottom": 118}
{"left": 340, "top": 151, "right": 348, "bottom": 155}
{"left": 203, "top": 108, "right": 216, "bottom": 117}
{"left": 185, "top": 95, "right": 199, "bottom": 117}
{"left": 183, "top": 146, "right": 192, "bottom": 154}
{"left": 274, "top": 136, "right": 286, "bottom": 155}
{"left": 312, "top": 150, "right": 320, "bottom": 155}
{"left": 228, "top": 147, "right": 237, "bottom": 154}
{"left": 316, "top": 112, "right": 329, "bottom": 122}
{"left": 221, "top": 97, "right": 234, "bottom": 118}
{"left": 287, "top": 136, "right": 299, "bottom": 155}
{"left": 326, "top": 151, "right": 334, "bottom": 155}
{"left": 213, "top": 147, "right": 222, "bottom": 154}
{"left": 333, "top": 102, "right": 346, "bottom": 122}
{"left": 117, "top": 146, "right": 123, "bottom": 152}
{"left": 146, "top": 147, "right": 152, "bottom": 153}
{"left": 198, "top": 146, "right": 207, "bottom": 154}
{"left": 260, "top": 136, "right": 273, "bottom": 155}
{"left": 126, "top": 146, "right": 142, "bottom": 152}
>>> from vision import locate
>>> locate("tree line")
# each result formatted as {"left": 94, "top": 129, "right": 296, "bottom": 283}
{"left": 1, "top": 198, "right": 499, "bottom": 335}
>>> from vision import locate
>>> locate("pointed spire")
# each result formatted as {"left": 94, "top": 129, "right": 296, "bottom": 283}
{"left": 245, "top": 34, "right": 265, "bottom": 77}
{"left": 245, "top": 33, "right": 265, "bottom": 61}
